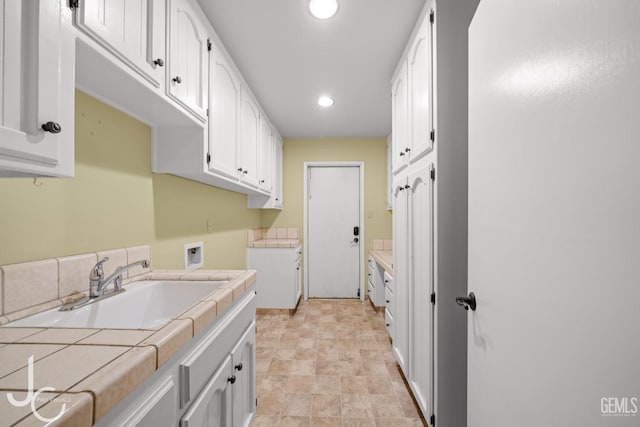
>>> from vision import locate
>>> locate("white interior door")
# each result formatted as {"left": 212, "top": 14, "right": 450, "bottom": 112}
{"left": 468, "top": 1, "right": 640, "bottom": 426}
{"left": 307, "top": 165, "right": 361, "bottom": 298}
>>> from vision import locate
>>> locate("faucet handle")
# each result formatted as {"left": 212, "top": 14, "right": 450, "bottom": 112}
{"left": 91, "top": 257, "right": 109, "bottom": 280}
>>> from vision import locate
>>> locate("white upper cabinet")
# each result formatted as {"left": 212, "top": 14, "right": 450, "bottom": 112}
{"left": 392, "top": 6, "right": 435, "bottom": 175}
{"left": 208, "top": 44, "right": 240, "bottom": 179}
{"left": 408, "top": 14, "right": 434, "bottom": 163}
{"left": 74, "top": 0, "right": 165, "bottom": 87}
{"left": 258, "top": 117, "right": 274, "bottom": 193}
{"left": 391, "top": 61, "right": 409, "bottom": 175}
{"left": 238, "top": 89, "right": 259, "bottom": 187}
{"left": 0, "top": 0, "right": 74, "bottom": 177}
{"left": 167, "top": 0, "right": 209, "bottom": 120}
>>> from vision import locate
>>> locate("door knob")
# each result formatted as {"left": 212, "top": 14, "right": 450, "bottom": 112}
{"left": 235, "top": 363, "right": 243, "bottom": 371}
{"left": 41, "top": 122, "right": 62, "bottom": 134}
{"left": 227, "top": 375, "right": 236, "bottom": 384}
{"left": 456, "top": 292, "right": 477, "bottom": 311}
{"left": 172, "top": 76, "right": 182, "bottom": 84}
{"left": 153, "top": 58, "right": 164, "bottom": 67}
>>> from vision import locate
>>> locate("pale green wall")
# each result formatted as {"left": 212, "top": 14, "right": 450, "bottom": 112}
{"left": 0, "top": 91, "right": 261, "bottom": 268}
{"left": 262, "top": 138, "right": 393, "bottom": 292}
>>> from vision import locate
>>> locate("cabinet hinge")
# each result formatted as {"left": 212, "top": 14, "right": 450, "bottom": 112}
{"left": 430, "top": 168, "right": 436, "bottom": 181}
{"left": 207, "top": 38, "right": 212, "bottom": 51}
{"left": 430, "top": 292, "right": 436, "bottom": 305}
{"left": 430, "top": 10, "right": 435, "bottom": 24}
{"left": 357, "top": 287, "right": 361, "bottom": 298}
{"left": 206, "top": 153, "right": 211, "bottom": 164}
{"left": 430, "top": 413, "right": 436, "bottom": 426}
{"left": 69, "top": 0, "right": 79, "bottom": 9}
{"left": 430, "top": 129, "right": 436, "bottom": 142}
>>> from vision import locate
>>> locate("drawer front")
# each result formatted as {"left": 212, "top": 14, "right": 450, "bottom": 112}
{"left": 385, "top": 286, "right": 393, "bottom": 314}
{"left": 179, "top": 291, "right": 255, "bottom": 408}
{"left": 383, "top": 271, "right": 394, "bottom": 292}
{"left": 385, "top": 308, "right": 393, "bottom": 335}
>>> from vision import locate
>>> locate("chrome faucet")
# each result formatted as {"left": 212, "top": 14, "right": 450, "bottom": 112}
{"left": 89, "top": 257, "right": 149, "bottom": 298}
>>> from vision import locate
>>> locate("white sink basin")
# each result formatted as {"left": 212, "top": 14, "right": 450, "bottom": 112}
{"left": 5, "top": 280, "right": 227, "bottom": 330}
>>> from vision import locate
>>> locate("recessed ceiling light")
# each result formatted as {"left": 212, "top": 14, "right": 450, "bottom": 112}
{"left": 309, "top": 0, "right": 338, "bottom": 20}
{"left": 317, "top": 96, "right": 335, "bottom": 107}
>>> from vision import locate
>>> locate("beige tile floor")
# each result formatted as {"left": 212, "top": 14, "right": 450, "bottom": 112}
{"left": 255, "top": 299, "right": 427, "bottom": 427}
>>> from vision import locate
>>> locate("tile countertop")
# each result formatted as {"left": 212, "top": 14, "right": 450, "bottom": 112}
{"left": 370, "top": 250, "right": 393, "bottom": 274}
{"left": 0, "top": 269, "right": 256, "bottom": 427}
{"left": 247, "top": 238, "right": 301, "bottom": 248}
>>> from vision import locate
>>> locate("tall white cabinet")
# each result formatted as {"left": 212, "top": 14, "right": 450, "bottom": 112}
{"left": 391, "top": 0, "right": 481, "bottom": 425}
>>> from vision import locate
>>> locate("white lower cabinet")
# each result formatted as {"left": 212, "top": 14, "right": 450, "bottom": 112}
{"left": 180, "top": 356, "right": 233, "bottom": 427}
{"left": 384, "top": 271, "right": 394, "bottom": 336}
{"left": 94, "top": 289, "right": 256, "bottom": 427}
{"left": 392, "top": 161, "right": 435, "bottom": 419}
{"left": 230, "top": 324, "right": 256, "bottom": 427}
{"left": 247, "top": 245, "right": 302, "bottom": 310}
{"left": 367, "top": 256, "right": 385, "bottom": 308}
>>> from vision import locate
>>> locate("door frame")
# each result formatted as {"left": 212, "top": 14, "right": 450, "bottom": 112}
{"left": 303, "top": 162, "right": 365, "bottom": 301}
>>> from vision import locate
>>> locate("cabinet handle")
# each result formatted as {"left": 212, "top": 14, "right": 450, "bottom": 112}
{"left": 296, "top": 267, "right": 300, "bottom": 270}
{"left": 404, "top": 185, "right": 410, "bottom": 190}
{"left": 235, "top": 363, "right": 243, "bottom": 371}
{"left": 227, "top": 375, "right": 236, "bottom": 384}
{"left": 275, "top": 198, "right": 279, "bottom": 201}
{"left": 153, "top": 58, "right": 164, "bottom": 67}
{"left": 173, "top": 76, "right": 182, "bottom": 84}
{"left": 260, "top": 179, "right": 265, "bottom": 183}
{"left": 386, "top": 300, "right": 390, "bottom": 303}
{"left": 384, "top": 280, "right": 389, "bottom": 283}
{"left": 399, "top": 152, "right": 405, "bottom": 157}
{"left": 386, "top": 323, "right": 390, "bottom": 327}
{"left": 368, "top": 273, "right": 372, "bottom": 277}
{"left": 41, "top": 122, "right": 62, "bottom": 134}
{"left": 243, "top": 170, "right": 248, "bottom": 175}
{"left": 237, "top": 168, "right": 244, "bottom": 172}
{"left": 405, "top": 147, "right": 411, "bottom": 153}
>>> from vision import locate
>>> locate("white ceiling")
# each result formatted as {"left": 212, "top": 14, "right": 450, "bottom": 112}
{"left": 197, "top": 0, "right": 426, "bottom": 139}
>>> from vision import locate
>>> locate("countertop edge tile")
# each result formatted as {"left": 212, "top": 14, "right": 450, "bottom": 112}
{"left": 15, "top": 391, "right": 94, "bottom": 427}
{"left": 139, "top": 318, "right": 193, "bottom": 368}
{"left": 70, "top": 347, "right": 156, "bottom": 423}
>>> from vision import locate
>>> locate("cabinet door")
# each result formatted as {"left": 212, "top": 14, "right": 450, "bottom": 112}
{"left": 231, "top": 323, "right": 256, "bottom": 427}
{"left": 407, "top": 163, "right": 434, "bottom": 417}
{"left": 0, "top": 0, "right": 73, "bottom": 177}
{"left": 391, "top": 61, "right": 409, "bottom": 175}
{"left": 208, "top": 45, "right": 239, "bottom": 179}
{"left": 273, "top": 136, "right": 283, "bottom": 207}
{"left": 407, "top": 10, "right": 435, "bottom": 162}
{"left": 257, "top": 117, "right": 274, "bottom": 193}
{"left": 180, "top": 356, "right": 233, "bottom": 427}
{"left": 391, "top": 179, "right": 409, "bottom": 375}
{"left": 168, "top": 0, "right": 208, "bottom": 120}
{"left": 238, "top": 90, "right": 259, "bottom": 187}
{"left": 75, "top": 0, "right": 164, "bottom": 86}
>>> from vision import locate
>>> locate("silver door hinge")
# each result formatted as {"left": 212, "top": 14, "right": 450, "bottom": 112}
{"left": 430, "top": 168, "right": 436, "bottom": 181}
{"left": 430, "top": 292, "right": 436, "bottom": 305}
{"left": 430, "top": 413, "right": 436, "bottom": 426}
{"left": 430, "top": 129, "right": 436, "bottom": 142}
{"left": 206, "top": 153, "right": 211, "bottom": 164}
{"left": 430, "top": 10, "right": 435, "bottom": 24}
{"left": 207, "top": 38, "right": 212, "bottom": 51}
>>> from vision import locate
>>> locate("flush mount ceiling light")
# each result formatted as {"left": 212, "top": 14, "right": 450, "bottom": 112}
{"left": 317, "top": 96, "right": 335, "bottom": 107}
{"left": 309, "top": 0, "right": 339, "bottom": 19}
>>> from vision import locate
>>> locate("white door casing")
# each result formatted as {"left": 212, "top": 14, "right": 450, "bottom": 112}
{"left": 468, "top": 1, "right": 640, "bottom": 426}
{"left": 304, "top": 163, "right": 364, "bottom": 300}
